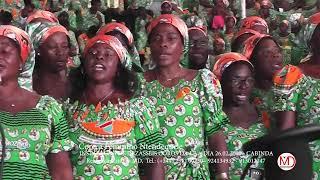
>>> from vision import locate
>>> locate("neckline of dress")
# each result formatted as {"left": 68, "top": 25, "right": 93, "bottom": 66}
{"left": 149, "top": 71, "right": 201, "bottom": 89}
{"left": 0, "top": 96, "right": 44, "bottom": 116}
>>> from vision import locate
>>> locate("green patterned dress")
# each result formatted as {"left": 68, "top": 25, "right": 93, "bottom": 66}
{"left": 137, "top": 69, "right": 228, "bottom": 179}
{"left": 222, "top": 120, "right": 266, "bottom": 179}
{"left": 134, "top": 17, "right": 148, "bottom": 53}
{"left": 68, "top": 30, "right": 81, "bottom": 68}
{"left": 273, "top": 33, "right": 295, "bottom": 65}
{"left": 271, "top": 66, "right": 320, "bottom": 180}
{"left": 0, "top": 96, "right": 74, "bottom": 179}
{"left": 79, "top": 10, "right": 105, "bottom": 32}
{"left": 66, "top": 97, "right": 162, "bottom": 179}
{"left": 251, "top": 88, "right": 275, "bottom": 129}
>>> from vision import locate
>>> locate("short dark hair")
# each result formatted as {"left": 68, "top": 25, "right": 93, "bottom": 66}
{"left": 58, "top": 11, "right": 69, "bottom": 19}
{"left": 91, "top": 0, "right": 101, "bottom": 4}
{"left": 87, "top": 25, "right": 99, "bottom": 36}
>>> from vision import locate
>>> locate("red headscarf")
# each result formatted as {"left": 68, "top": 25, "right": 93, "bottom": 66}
{"left": 240, "top": 16, "right": 269, "bottom": 33}
{"left": 309, "top": 12, "right": 320, "bottom": 24}
{"left": 147, "top": 14, "right": 188, "bottom": 43}
{"left": 84, "top": 35, "right": 126, "bottom": 63}
{"left": 213, "top": 52, "right": 253, "bottom": 80}
{"left": 241, "top": 34, "right": 278, "bottom": 59}
{"left": 0, "top": 25, "right": 31, "bottom": 63}
{"left": 97, "top": 22, "right": 134, "bottom": 46}
{"left": 233, "top": 29, "right": 260, "bottom": 43}
{"left": 26, "top": 10, "right": 59, "bottom": 24}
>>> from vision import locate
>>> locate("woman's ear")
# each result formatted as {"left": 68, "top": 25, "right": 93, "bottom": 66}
{"left": 19, "top": 62, "right": 23, "bottom": 72}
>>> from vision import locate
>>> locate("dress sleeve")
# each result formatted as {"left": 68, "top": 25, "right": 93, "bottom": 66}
{"left": 199, "top": 69, "right": 228, "bottom": 137}
{"left": 271, "top": 65, "right": 305, "bottom": 112}
{"left": 132, "top": 97, "right": 162, "bottom": 156}
{"left": 39, "top": 96, "right": 75, "bottom": 153}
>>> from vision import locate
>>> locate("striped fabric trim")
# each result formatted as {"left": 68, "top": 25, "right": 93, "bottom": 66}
{"left": 136, "top": 132, "right": 162, "bottom": 147}
{"left": 3, "top": 162, "right": 50, "bottom": 179}
{"left": 0, "top": 110, "right": 49, "bottom": 127}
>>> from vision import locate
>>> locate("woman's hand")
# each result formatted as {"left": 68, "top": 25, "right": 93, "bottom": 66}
{"left": 275, "top": 111, "right": 296, "bottom": 131}
{"left": 46, "top": 152, "right": 73, "bottom": 180}
{"left": 143, "top": 156, "right": 165, "bottom": 180}
{"left": 207, "top": 130, "right": 230, "bottom": 178}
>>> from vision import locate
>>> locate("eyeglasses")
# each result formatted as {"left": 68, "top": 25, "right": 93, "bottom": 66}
{"left": 230, "top": 77, "right": 254, "bottom": 87}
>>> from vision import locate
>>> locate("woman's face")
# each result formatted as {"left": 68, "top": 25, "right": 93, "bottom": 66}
{"left": 226, "top": 18, "right": 235, "bottom": 28}
{"left": 214, "top": 41, "right": 225, "bottom": 54}
{"left": 275, "top": 0, "right": 290, "bottom": 11}
{"left": 40, "top": 32, "right": 69, "bottom": 72}
{"left": 253, "top": 38, "right": 283, "bottom": 79}
{"left": 161, "top": 3, "right": 172, "bottom": 14}
{"left": 149, "top": 23, "right": 184, "bottom": 68}
{"left": 188, "top": 29, "right": 208, "bottom": 67}
{"left": 222, "top": 63, "right": 254, "bottom": 106}
{"left": 0, "top": 36, "right": 21, "bottom": 80}
{"left": 279, "top": 22, "right": 289, "bottom": 33}
{"left": 84, "top": 43, "right": 119, "bottom": 83}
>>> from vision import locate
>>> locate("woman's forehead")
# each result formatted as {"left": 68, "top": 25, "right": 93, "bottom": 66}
{"left": 151, "top": 23, "right": 181, "bottom": 35}
{"left": 89, "top": 43, "right": 115, "bottom": 52}
{"left": 0, "top": 36, "right": 19, "bottom": 48}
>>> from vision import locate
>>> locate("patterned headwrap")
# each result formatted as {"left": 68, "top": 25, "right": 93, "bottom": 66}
{"left": 0, "top": 25, "right": 31, "bottom": 63}
{"left": 213, "top": 52, "right": 253, "bottom": 80}
{"left": 185, "top": 15, "right": 205, "bottom": 28}
{"left": 0, "top": 25, "right": 35, "bottom": 91}
{"left": 147, "top": 14, "right": 189, "bottom": 65}
{"left": 26, "top": 10, "right": 59, "bottom": 24}
{"left": 240, "top": 16, "right": 269, "bottom": 34}
{"left": 97, "top": 22, "right": 142, "bottom": 72}
{"left": 241, "top": 34, "right": 278, "bottom": 59}
{"left": 233, "top": 29, "right": 260, "bottom": 42}
{"left": 188, "top": 27, "right": 207, "bottom": 37}
{"left": 299, "top": 12, "right": 320, "bottom": 63}
{"left": 97, "top": 22, "right": 134, "bottom": 46}
{"left": 303, "top": 13, "right": 320, "bottom": 50}
{"left": 231, "top": 29, "right": 260, "bottom": 52}
{"left": 29, "top": 23, "right": 69, "bottom": 51}
{"left": 84, "top": 35, "right": 131, "bottom": 70}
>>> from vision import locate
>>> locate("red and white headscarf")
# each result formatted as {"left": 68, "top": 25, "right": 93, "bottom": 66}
{"left": 213, "top": 52, "right": 253, "bottom": 80}
{"left": 98, "top": 22, "right": 134, "bottom": 46}
{"left": 26, "top": 10, "right": 59, "bottom": 24}
{"left": 0, "top": 25, "right": 31, "bottom": 63}
{"left": 240, "top": 16, "right": 269, "bottom": 34}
